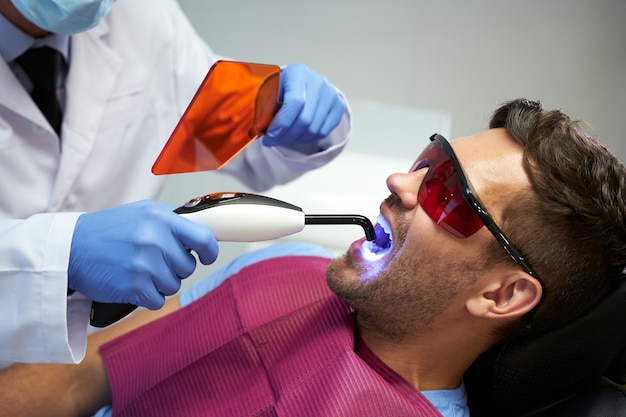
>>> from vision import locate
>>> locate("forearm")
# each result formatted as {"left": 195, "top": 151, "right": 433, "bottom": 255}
{"left": 0, "top": 361, "right": 103, "bottom": 417}
{"left": 0, "top": 297, "right": 181, "bottom": 417}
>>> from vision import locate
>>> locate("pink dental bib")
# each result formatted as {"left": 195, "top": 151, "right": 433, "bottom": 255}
{"left": 100, "top": 255, "right": 443, "bottom": 417}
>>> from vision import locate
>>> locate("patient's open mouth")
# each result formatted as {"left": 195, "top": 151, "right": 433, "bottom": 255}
{"left": 362, "top": 215, "right": 392, "bottom": 258}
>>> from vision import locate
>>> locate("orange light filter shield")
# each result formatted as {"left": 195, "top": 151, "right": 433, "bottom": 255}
{"left": 152, "top": 60, "right": 281, "bottom": 175}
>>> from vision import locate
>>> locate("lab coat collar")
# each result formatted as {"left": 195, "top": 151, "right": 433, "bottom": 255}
{"left": 0, "top": 19, "right": 119, "bottom": 143}
{"left": 62, "top": 17, "right": 122, "bottom": 155}
{"left": 0, "top": 14, "right": 70, "bottom": 137}
{"left": 49, "top": 18, "right": 125, "bottom": 209}
{"left": 0, "top": 58, "right": 55, "bottom": 139}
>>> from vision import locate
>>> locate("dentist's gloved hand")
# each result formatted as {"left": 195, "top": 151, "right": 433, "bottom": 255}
{"left": 261, "top": 63, "right": 346, "bottom": 148}
{"left": 68, "top": 200, "right": 219, "bottom": 310}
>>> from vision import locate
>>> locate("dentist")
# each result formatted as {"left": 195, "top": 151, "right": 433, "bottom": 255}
{"left": 0, "top": 0, "right": 351, "bottom": 366}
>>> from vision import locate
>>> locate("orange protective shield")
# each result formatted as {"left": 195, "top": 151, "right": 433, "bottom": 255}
{"left": 151, "top": 60, "right": 281, "bottom": 175}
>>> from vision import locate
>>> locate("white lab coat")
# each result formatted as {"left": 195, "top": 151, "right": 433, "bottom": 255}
{"left": 0, "top": 0, "right": 349, "bottom": 366}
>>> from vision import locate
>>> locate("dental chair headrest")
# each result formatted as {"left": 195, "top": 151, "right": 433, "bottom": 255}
{"left": 464, "top": 275, "right": 626, "bottom": 416}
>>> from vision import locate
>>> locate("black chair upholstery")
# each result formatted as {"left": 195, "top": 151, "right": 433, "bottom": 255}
{"left": 529, "top": 383, "right": 626, "bottom": 417}
{"left": 464, "top": 275, "right": 626, "bottom": 417}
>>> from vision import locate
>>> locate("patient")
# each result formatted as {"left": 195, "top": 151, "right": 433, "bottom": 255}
{"left": 2, "top": 98, "right": 626, "bottom": 417}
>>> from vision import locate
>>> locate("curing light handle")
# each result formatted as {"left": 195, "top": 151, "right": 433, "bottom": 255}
{"left": 90, "top": 302, "right": 137, "bottom": 328}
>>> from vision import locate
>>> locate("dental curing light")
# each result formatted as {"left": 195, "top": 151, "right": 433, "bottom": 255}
{"left": 173, "top": 192, "right": 375, "bottom": 241}
{"left": 90, "top": 192, "right": 375, "bottom": 327}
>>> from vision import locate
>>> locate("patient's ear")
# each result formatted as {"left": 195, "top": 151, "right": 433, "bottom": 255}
{"left": 466, "top": 272, "right": 542, "bottom": 320}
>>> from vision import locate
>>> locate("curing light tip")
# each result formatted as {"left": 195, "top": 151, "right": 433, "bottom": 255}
{"left": 304, "top": 214, "right": 375, "bottom": 241}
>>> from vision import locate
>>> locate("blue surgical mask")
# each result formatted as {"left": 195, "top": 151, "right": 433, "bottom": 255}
{"left": 11, "top": 0, "right": 116, "bottom": 35}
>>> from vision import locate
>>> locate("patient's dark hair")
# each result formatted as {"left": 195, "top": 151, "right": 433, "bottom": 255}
{"left": 487, "top": 98, "right": 626, "bottom": 339}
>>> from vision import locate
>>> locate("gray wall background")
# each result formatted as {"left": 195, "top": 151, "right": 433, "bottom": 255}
{"left": 177, "top": 0, "right": 626, "bottom": 160}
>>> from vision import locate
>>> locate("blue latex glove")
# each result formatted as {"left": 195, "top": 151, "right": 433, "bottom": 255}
{"left": 68, "top": 200, "right": 219, "bottom": 310}
{"left": 261, "top": 63, "right": 346, "bottom": 147}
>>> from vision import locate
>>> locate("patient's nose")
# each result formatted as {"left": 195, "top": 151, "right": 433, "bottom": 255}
{"left": 386, "top": 170, "right": 425, "bottom": 210}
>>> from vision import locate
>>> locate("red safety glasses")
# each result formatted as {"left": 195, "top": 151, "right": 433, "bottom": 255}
{"left": 413, "top": 134, "right": 544, "bottom": 327}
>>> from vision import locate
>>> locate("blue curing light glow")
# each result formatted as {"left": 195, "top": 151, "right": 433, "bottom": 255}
{"left": 360, "top": 222, "right": 392, "bottom": 261}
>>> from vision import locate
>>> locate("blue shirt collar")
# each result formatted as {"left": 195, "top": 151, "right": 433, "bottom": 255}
{"left": 0, "top": 12, "right": 70, "bottom": 63}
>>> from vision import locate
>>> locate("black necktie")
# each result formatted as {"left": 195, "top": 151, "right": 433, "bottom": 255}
{"left": 15, "top": 46, "right": 65, "bottom": 135}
